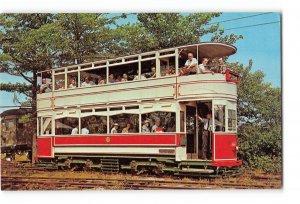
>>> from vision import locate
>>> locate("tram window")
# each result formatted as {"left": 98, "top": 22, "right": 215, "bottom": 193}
{"left": 214, "top": 105, "right": 225, "bottom": 132}
{"left": 180, "top": 111, "right": 185, "bottom": 132}
{"left": 81, "top": 116, "right": 107, "bottom": 134}
{"left": 42, "top": 117, "right": 52, "bottom": 135}
{"left": 67, "top": 72, "right": 78, "bottom": 89}
{"left": 54, "top": 74, "right": 65, "bottom": 90}
{"left": 228, "top": 109, "right": 237, "bottom": 132}
{"left": 141, "top": 60, "right": 156, "bottom": 79}
{"left": 141, "top": 112, "right": 176, "bottom": 133}
{"left": 109, "top": 63, "right": 138, "bottom": 83}
{"left": 160, "top": 56, "right": 176, "bottom": 77}
{"left": 55, "top": 117, "right": 78, "bottom": 135}
{"left": 80, "top": 69, "right": 104, "bottom": 87}
{"left": 109, "top": 114, "right": 139, "bottom": 134}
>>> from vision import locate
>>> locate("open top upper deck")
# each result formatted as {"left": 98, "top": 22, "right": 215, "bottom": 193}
{"left": 37, "top": 43, "right": 239, "bottom": 111}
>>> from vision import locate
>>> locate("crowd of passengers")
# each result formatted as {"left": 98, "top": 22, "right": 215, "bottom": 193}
{"left": 39, "top": 55, "right": 227, "bottom": 93}
{"left": 69, "top": 119, "right": 175, "bottom": 135}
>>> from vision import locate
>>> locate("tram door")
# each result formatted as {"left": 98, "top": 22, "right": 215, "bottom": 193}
{"left": 186, "top": 106, "right": 197, "bottom": 159}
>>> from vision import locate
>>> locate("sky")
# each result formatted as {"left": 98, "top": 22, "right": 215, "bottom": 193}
{"left": 0, "top": 12, "right": 281, "bottom": 113}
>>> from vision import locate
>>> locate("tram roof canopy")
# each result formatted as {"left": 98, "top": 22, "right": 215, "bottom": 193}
{"left": 179, "top": 43, "right": 237, "bottom": 59}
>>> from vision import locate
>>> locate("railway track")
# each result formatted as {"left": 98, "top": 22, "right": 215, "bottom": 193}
{"left": 1, "top": 160, "right": 281, "bottom": 190}
{"left": 1, "top": 175, "right": 279, "bottom": 190}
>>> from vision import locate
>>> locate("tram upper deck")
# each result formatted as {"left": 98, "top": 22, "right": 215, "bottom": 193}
{"left": 37, "top": 43, "right": 239, "bottom": 111}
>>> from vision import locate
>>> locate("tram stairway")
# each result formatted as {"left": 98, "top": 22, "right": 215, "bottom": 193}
{"left": 100, "top": 158, "right": 119, "bottom": 173}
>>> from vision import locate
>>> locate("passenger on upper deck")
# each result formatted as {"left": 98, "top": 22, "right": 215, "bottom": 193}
{"left": 121, "top": 73, "right": 128, "bottom": 82}
{"left": 81, "top": 76, "right": 95, "bottom": 87}
{"left": 111, "top": 123, "right": 119, "bottom": 134}
{"left": 39, "top": 78, "right": 52, "bottom": 93}
{"left": 198, "top": 57, "right": 214, "bottom": 74}
{"left": 98, "top": 75, "right": 105, "bottom": 85}
{"left": 142, "top": 120, "right": 151, "bottom": 133}
{"left": 218, "top": 58, "right": 227, "bottom": 74}
{"left": 109, "top": 74, "right": 115, "bottom": 83}
{"left": 115, "top": 75, "right": 122, "bottom": 82}
{"left": 69, "top": 79, "right": 77, "bottom": 89}
{"left": 58, "top": 81, "right": 65, "bottom": 90}
{"left": 150, "top": 67, "right": 156, "bottom": 78}
{"left": 179, "top": 52, "right": 198, "bottom": 76}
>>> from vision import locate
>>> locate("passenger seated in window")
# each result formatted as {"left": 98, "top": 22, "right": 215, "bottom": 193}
{"left": 81, "top": 123, "right": 89, "bottom": 135}
{"left": 58, "top": 81, "right": 65, "bottom": 90}
{"left": 152, "top": 120, "right": 163, "bottom": 132}
{"left": 133, "top": 70, "right": 146, "bottom": 80}
{"left": 121, "top": 73, "right": 128, "bottom": 82}
{"left": 179, "top": 52, "right": 198, "bottom": 76}
{"left": 115, "top": 74, "right": 122, "bottom": 82}
{"left": 111, "top": 123, "right": 119, "bottom": 134}
{"left": 109, "top": 74, "right": 115, "bottom": 83}
{"left": 122, "top": 122, "right": 131, "bottom": 133}
{"left": 142, "top": 120, "right": 151, "bottom": 133}
{"left": 198, "top": 57, "right": 214, "bottom": 74}
{"left": 81, "top": 76, "right": 95, "bottom": 87}
{"left": 69, "top": 79, "right": 77, "bottom": 88}
{"left": 150, "top": 67, "right": 156, "bottom": 78}
{"left": 98, "top": 75, "right": 105, "bottom": 85}
{"left": 39, "top": 78, "right": 52, "bottom": 93}
{"left": 71, "top": 125, "right": 79, "bottom": 135}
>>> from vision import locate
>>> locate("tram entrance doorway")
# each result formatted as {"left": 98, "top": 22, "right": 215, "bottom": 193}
{"left": 186, "top": 106, "right": 197, "bottom": 159}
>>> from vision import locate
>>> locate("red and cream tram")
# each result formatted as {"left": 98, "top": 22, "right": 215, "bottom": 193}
{"left": 36, "top": 42, "right": 241, "bottom": 176}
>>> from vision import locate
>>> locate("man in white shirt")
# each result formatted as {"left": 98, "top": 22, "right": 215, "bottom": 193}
{"left": 111, "top": 123, "right": 119, "bottom": 134}
{"left": 180, "top": 53, "right": 198, "bottom": 75}
{"left": 81, "top": 76, "right": 95, "bottom": 87}
{"left": 71, "top": 127, "right": 78, "bottom": 135}
{"left": 198, "top": 57, "right": 214, "bottom": 74}
{"left": 81, "top": 126, "right": 89, "bottom": 135}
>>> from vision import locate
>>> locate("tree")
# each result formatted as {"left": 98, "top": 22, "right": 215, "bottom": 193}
{"left": 115, "top": 13, "right": 242, "bottom": 54}
{"left": 0, "top": 13, "right": 125, "bottom": 160}
{"left": 229, "top": 61, "right": 282, "bottom": 173}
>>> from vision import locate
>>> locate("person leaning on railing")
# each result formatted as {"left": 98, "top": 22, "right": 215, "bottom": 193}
{"left": 179, "top": 52, "right": 198, "bottom": 76}
{"left": 198, "top": 57, "right": 214, "bottom": 74}
{"left": 39, "top": 78, "right": 52, "bottom": 93}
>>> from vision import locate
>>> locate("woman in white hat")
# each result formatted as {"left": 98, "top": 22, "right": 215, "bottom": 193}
{"left": 111, "top": 123, "right": 119, "bottom": 134}
{"left": 142, "top": 120, "right": 151, "bottom": 133}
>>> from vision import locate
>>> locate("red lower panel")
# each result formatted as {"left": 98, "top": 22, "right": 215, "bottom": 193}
{"left": 212, "top": 160, "right": 242, "bottom": 167}
{"left": 37, "top": 137, "right": 53, "bottom": 157}
{"left": 213, "top": 133, "right": 238, "bottom": 160}
{"left": 54, "top": 134, "right": 179, "bottom": 146}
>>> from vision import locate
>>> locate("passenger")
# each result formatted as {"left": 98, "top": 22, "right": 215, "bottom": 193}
{"left": 150, "top": 67, "right": 156, "bottom": 78}
{"left": 39, "top": 78, "right": 51, "bottom": 93}
{"left": 81, "top": 76, "right": 95, "bottom": 87}
{"left": 109, "top": 73, "right": 115, "bottom": 83}
{"left": 58, "top": 81, "right": 65, "bottom": 90}
{"left": 196, "top": 113, "right": 212, "bottom": 160}
{"left": 218, "top": 58, "right": 227, "bottom": 74}
{"left": 198, "top": 57, "right": 214, "bottom": 74}
{"left": 81, "top": 125, "right": 90, "bottom": 135}
{"left": 115, "top": 74, "right": 122, "bottom": 82}
{"left": 121, "top": 73, "right": 128, "bottom": 82}
{"left": 142, "top": 120, "right": 151, "bottom": 133}
{"left": 151, "top": 120, "right": 163, "bottom": 132}
{"left": 122, "top": 122, "right": 131, "bottom": 133}
{"left": 165, "top": 68, "right": 171, "bottom": 76}
{"left": 111, "top": 123, "right": 119, "bottom": 134}
{"left": 69, "top": 79, "right": 77, "bottom": 88}
{"left": 180, "top": 52, "right": 198, "bottom": 75}
{"left": 98, "top": 75, "right": 105, "bottom": 85}
{"left": 71, "top": 126, "right": 79, "bottom": 135}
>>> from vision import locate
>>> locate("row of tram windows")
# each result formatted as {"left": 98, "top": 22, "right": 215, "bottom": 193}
{"left": 39, "top": 112, "right": 176, "bottom": 135}
{"left": 37, "top": 57, "right": 176, "bottom": 93}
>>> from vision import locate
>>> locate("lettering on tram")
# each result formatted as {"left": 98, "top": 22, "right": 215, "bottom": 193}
{"left": 36, "top": 43, "right": 242, "bottom": 177}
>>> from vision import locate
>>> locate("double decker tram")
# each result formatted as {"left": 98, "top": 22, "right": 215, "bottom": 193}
{"left": 36, "top": 42, "right": 241, "bottom": 177}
